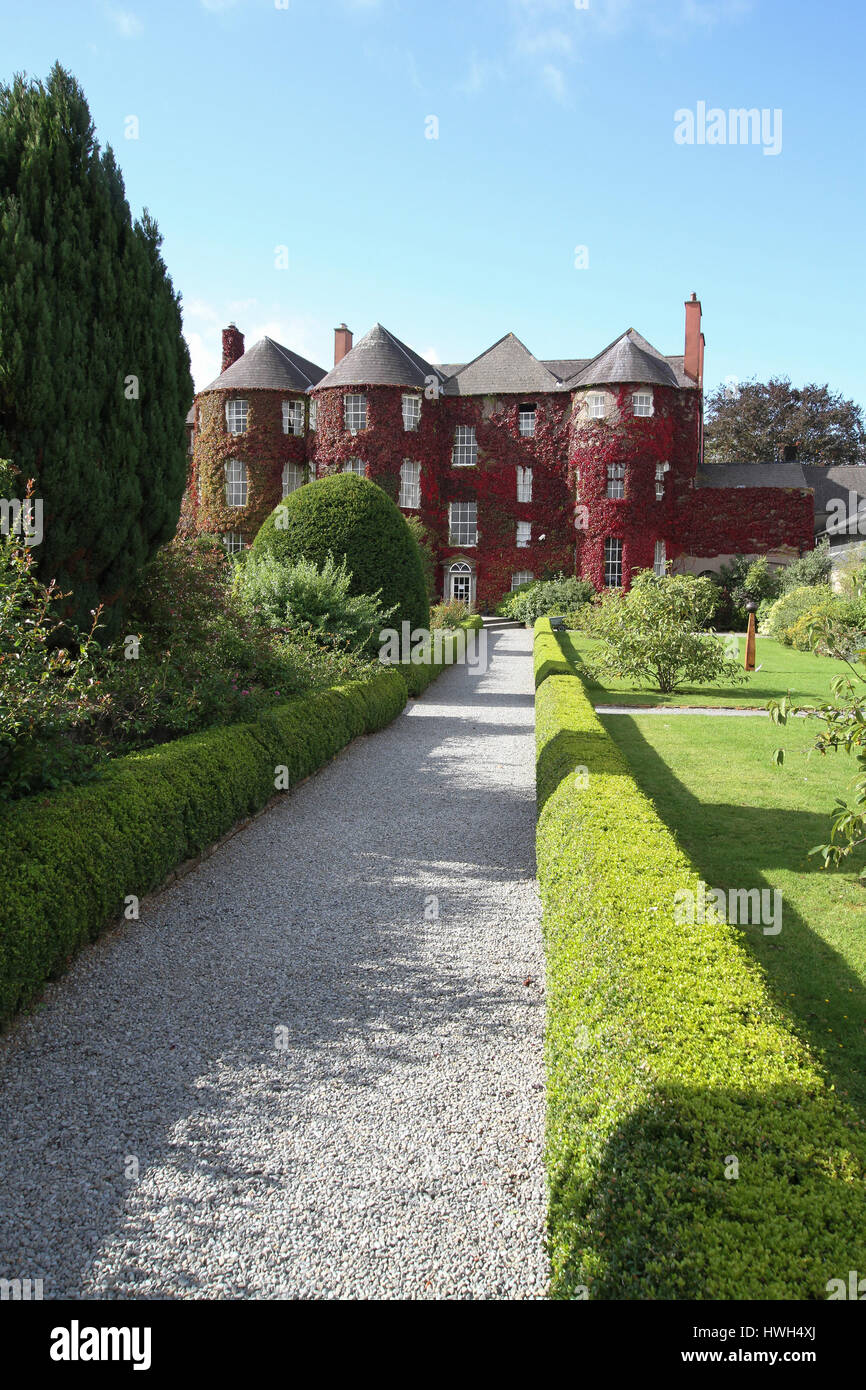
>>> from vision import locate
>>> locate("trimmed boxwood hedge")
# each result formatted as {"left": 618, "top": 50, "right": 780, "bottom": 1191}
{"left": 0, "top": 669, "right": 407, "bottom": 1027}
{"left": 535, "top": 620, "right": 866, "bottom": 1299}
{"left": 533, "top": 618, "right": 576, "bottom": 686}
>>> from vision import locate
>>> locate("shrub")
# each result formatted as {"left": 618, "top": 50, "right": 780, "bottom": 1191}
{"left": 495, "top": 580, "right": 536, "bottom": 618}
{"left": 763, "top": 585, "right": 834, "bottom": 643}
{"left": 232, "top": 550, "right": 396, "bottom": 654}
{"left": 778, "top": 539, "right": 832, "bottom": 592}
{"left": 535, "top": 640, "right": 866, "bottom": 1299}
{"left": 389, "top": 615, "right": 484, "bottom": 695}
{"left": 251, "top": 473, "right": 428, "bottom": 634}
{"left": 405, "top": 514, "right": 437, "bottom": 604}
{"left": 430, "top": 599, "right": 470, "bottom": 629}
{"left": 508, "top": 576, "right": 595, "bottom": 625}
{"left": 588, "top": 570, "right": 746, "bottom": 693}
{"left": 0, "top": 669, "right": 407, "bottom": 1025}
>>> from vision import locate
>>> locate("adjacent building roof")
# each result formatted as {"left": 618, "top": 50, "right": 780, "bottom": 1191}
{"left": 696, "top": 462, "right": 810, "bottom": 490}
{"left": 443, "top": 333, "right": 561, "bottom": 396}
{"left": 569, "top": 329, "right": 682, "bottom": 389}
{"left": 314, "top": 323, "right": 445, "bottom": 390}
{"left": 803, "top": 464, "right": 866, "bottom": 523}
{"left": 202, "top": 337, "right": 327, "bottom": 393}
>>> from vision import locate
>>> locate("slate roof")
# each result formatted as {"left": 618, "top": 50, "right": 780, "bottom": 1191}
{"left": 695, "top": 462, "right": 810, "bottom": 490}
{"left": 570, "top": 329, "right": 682, "bottom": 389}
{"left": 185, "top": 404, "right": 195, "bottom": 425}
{"left": 443, "top": 333, "right": 562, "bottom": 396}
{"left": 314, "top": 324, "right": 445, "bottom": 390}
{"left": 803, "top": 464, "right": 866, "bottom": 519}
{"left": 202, "top": 337, "right": 327, "bottom": 393}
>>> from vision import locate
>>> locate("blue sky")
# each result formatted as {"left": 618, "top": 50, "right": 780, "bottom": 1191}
{"left": 2, "top": 0, "right": 864, "bottom": 406}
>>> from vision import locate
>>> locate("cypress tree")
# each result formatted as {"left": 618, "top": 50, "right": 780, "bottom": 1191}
{"left": 0, "top": 63, "right": 192, "bottom": 635}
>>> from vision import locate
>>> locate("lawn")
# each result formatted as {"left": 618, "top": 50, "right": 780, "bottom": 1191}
{"left": 603, "top": 710, "right": 866, "bottom": 1115}
{"left": 561, "top": 631, "right": 860, "bottom": 707}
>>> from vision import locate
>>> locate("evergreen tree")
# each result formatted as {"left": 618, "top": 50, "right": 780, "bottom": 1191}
{"left": 0, "top": 64, "right": 192, "bottom": 635}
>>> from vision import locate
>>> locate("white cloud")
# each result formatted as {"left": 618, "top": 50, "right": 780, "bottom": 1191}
{"left": 185, "top": 332, "right": 220, "bottom": 392}
{"left": 106, "top": 7, "right": 143, "bottom": 38}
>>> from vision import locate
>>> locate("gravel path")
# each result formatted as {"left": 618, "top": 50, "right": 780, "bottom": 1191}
{"left": 0, "top": 630, "right": 547, "bottom": 1300}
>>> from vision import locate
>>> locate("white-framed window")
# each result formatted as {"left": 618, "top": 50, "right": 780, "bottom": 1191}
{"left": 448, "top": 561, "right": 473, "bottom": 604}
{"left": 516, "top": 521, "right": 531, "bottom": 548}
{"left": 344, "top": 393, "right": 367, "bottom": 433}
{"left": 282, "top": 462, "right": 304, "bottom": 497}
{"left": 225, "top": 398, "right": 248, "bottom": 434}
{"left": 654, "top": 540, "right": 666, "bottom": 576}
{"left": 512, "top": 571, "right": 533, "bottom": 589}
{"left": 517, "top": 465, "right": 533, "bottom": 502}
{"left": 604, "top": 537, "right": 623, "bottom": 588}
{"left": 518, "top": 403, "right": 537, "bottom": 438}
{"left": 282, "top": 399, "right": 305, "bottom": 436}
{"left": 402, "top": 394, "right": 421, "bottom": 432}
{"left": 187, "top": 431, "right": 194, "bottom": 456}
{"left": 222, "top": 531, "right": 245, "bottom": 554}
{"left": 309, "top": 398, "right": 317, "bottom": 431}
{"left": 587, "top": 391, "right": 607, "bottom": 420}
{"left": 633, "top": 390, "right": 654, "bottom": 417}
{"left": 343, "top": 457, "right": 366, "bottom": 476}
{"left": 655, "top": 460, "right": 670, "bottom": 500}
{"left": 452, "top": 425, "right": 477, "bottom": 467}
{"left": 224, "top": 458, "right": 248, "bottom": 507}
{"left": 399, "top": 459, "right": 421, "bottom": 509}
{"left": 606, "top": 462, "right": 625, "bottom": 499}
{"left": 449, "top": 500, "right": 477, "bottom": 546}
{"left": 307, "top": 462, "right": 317, "bottom": 483}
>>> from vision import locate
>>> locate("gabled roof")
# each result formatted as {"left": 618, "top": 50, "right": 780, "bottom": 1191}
{"left": 314, "top": 323, "right": 444, "bottom": 390}
{"left": 570, "top": 328, "right": 682, "bottom": 389}
{"left": 444, "top": 333, "right": 561, "bottom": 396}
{"left": 202, "top": 337, "right": 327, "bottom": 393}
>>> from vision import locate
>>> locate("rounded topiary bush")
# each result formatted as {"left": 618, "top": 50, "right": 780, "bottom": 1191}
{"left": 251, "top": 473, "right": 429, "bottom": 633}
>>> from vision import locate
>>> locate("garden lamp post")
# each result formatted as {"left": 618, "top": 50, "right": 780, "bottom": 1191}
{"left": 744, "top": 599, "right": 758, "bottom": 672}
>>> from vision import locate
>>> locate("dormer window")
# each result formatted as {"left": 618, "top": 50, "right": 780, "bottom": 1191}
{"left": 587, "top": 392, "right": 607, "bottom": 420}
{"left": 225, "top": 399, "right": 248, "bottom": 434}
{"left": 282, "top": 400, "right": 305, "bottom": 436}
{"left": 452, "top": 425, "right": 477, "bottom": 467}
{"left": 402, "top": 394, "right": 421, "bottom": 431}
{"left": 633, "top": 390, "right": 654, "bottom": 417}
{"left": 606, "top": 463, "right": 625, "bottom": 499}
{"left": 518, "top": 403, "right": 537, "bottom": 438}
{"left": 344, "top": 394, "right": 367, "bottom": 433}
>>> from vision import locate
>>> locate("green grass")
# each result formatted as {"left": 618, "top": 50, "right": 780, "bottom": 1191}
{"left": 562, "top": 631, "right": 858, "bottom": 707}
{"left": 603, "top": 711, "right": 866, "bottom": 1115}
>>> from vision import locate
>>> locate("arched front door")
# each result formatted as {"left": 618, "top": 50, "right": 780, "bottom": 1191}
{"left": 447, "top": 561, "right": 474, "bottom": 605}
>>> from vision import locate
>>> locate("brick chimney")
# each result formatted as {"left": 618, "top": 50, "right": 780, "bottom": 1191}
{"left": 222, "top": 323, "right": 245, "bottom": 373}
{"left": 683, "top": 293, "right": 704, "bottom": 386}
{"left": 334, "top": 323, "right": 353, "bottom": 366}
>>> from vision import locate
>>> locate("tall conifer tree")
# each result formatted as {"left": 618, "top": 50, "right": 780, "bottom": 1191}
{"left": 0, "top": 63, "right": 192, "bottom": 634}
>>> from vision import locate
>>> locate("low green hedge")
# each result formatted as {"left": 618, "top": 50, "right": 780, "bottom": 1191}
{"left": 533, "top": 616, "right": 576, "bottom": 686}
{"left": 394, "top": 615, "right": 484, "bottom": 697}
{"left": 0, "top": 669, "right": 407, "bottom": 1027}
{"left": 536, "top": 630, "right": 866, "bottom": 1299}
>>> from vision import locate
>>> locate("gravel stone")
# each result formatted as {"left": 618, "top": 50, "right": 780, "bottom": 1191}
{"left": 0, "top": 630, "right": 547, "bottom": 1299}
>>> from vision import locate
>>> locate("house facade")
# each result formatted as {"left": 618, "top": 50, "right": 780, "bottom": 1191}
{"left": 184, "top": 296, "right": 815, "bottom": 608}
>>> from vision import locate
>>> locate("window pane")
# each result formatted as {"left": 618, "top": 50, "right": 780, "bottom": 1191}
{"left": 226, "top": 399, "right": 248, "bottom": 434}
{"left": 604, "top": 537, "right": 622, "bottom": 587}
{"left": 518, "top": 404, "right": 536, "bottom": 438}
{"left": 517, "top": 465, "right": 533, "bottom": 502}
{"left": 344, "top": 394, "right": 367, "bottom": 432}
{"left": 399, "top": 459, "right": 420, "bottom": 509}
{"left": 224, "top": 458, "right": 248, "bottom": 507}
{"left": 516, "top": 521, "right": 531, "bottom": 548}
{"left": 452, "top": 426, "right": 477, "bottom": 467}
{"left": 282, "top": 462, "right": 304, "bottom": 497}
{"left": 402, "top": 394, "right": 421, "bottom": 431}
{"left": 343, "top": 457, "right": 365, "bottom": 476}
{"left": 449, "top": 500, "right": 477, "bottom": 546}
